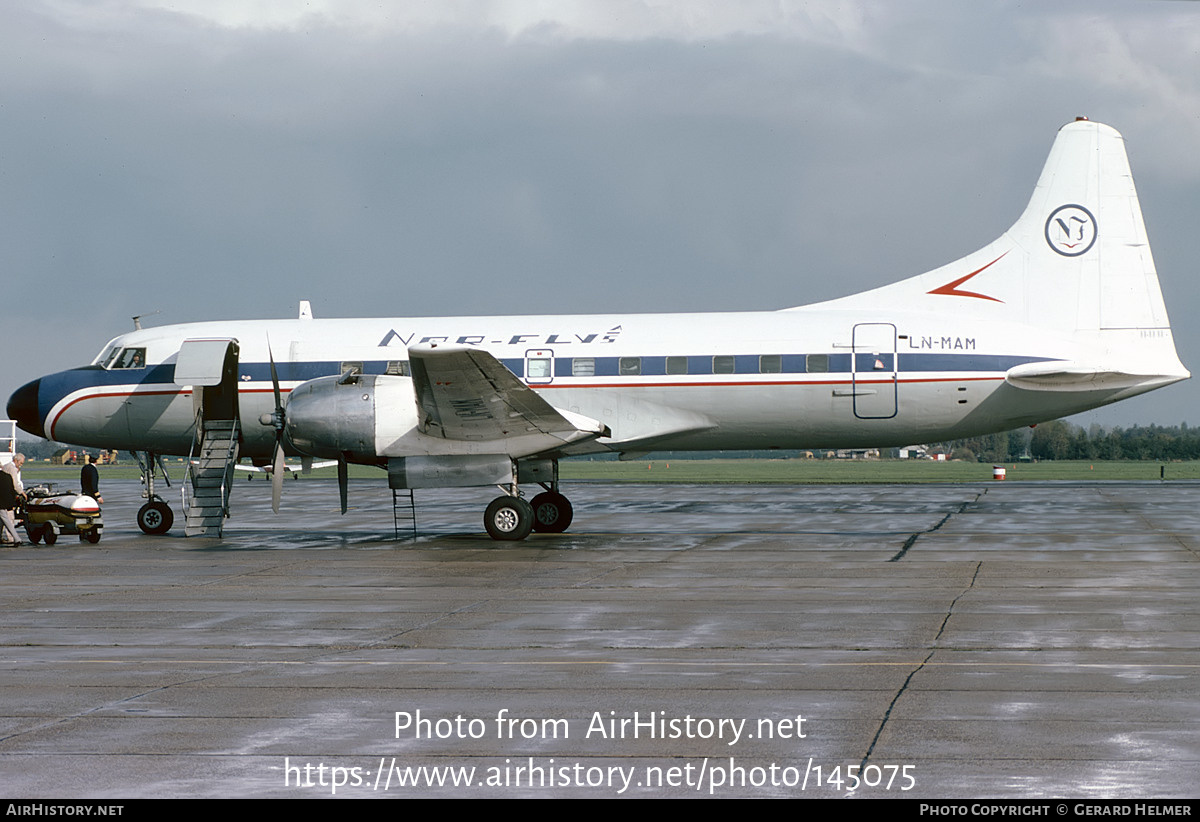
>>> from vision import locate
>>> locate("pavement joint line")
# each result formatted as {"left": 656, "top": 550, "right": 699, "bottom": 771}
{"left": 858, "top": 559, "right": 984, "bottom": 772}
{"left": 888, "top": 489, "right": 984, "bottom": 562}
{"left": 1097, "top": 487, "right": 1200, "bottom": 562}
{"left": 0, "top": 672, "right": 229, "bottom": 746}
{"left": 345, "top": 600, "right": 493, "bottom": 653}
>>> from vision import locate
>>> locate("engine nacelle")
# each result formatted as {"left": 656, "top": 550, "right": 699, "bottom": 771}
{"left": 285, "top": 374, "right": 382, "bottom": 462}
{"left": 283, "top": 368, "right": 600, "bottom": 469}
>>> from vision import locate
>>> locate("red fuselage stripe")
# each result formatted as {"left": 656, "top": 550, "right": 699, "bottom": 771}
{"left": 46, "top": 377, "right": 1005, "bottom": 438}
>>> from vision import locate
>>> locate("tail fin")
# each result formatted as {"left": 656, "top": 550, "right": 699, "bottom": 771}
{"left": 1010, "top": 118, "right": 1166, "bottom": 334}
{"left": 809, "top": 118, "right": 1188, "bottom": 385}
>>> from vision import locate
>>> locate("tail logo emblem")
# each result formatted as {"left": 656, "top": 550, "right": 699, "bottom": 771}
{"left": 1045, "top": 204, "right": 1097, "bottom": 257}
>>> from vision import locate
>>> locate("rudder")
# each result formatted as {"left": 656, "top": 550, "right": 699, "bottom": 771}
{"left": 1006, "top": 118, "right": 1170, "bottom": 334}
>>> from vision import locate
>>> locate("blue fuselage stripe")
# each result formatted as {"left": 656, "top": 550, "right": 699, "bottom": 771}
{"left": 36, "top": 352, "right": 1053, "bottom": 423}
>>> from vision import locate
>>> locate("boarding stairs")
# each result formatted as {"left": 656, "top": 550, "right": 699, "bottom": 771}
{"left": 183, "top": 419, "right": 240, "bottom": 537}
{"left": 392, "top": 489, "right": 417, "bottom": 540}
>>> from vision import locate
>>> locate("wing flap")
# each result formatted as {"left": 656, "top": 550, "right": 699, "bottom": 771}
{"left": 409, "top": 346, "right": 607, "bottom": 442}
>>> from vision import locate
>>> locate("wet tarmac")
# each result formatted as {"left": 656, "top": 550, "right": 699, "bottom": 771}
{"left": 1, "top": 478, "right": 1197, "bottom": 798}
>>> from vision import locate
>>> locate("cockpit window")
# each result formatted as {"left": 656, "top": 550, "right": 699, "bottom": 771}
{"left": 99, "top": 346, "right": 121, "bottom": 368}
{"left": 112, "top": 348, "right": 147, "bottom": 369}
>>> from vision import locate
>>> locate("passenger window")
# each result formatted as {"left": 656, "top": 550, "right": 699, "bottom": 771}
{"left": 572, "top": 357, "right": 595, "bottom": 377}
{"left": 114, "top": 348, "right": 147, "bottom": 369}
{"left": 759, "top": 355, "right": 782, "bottom": 374}
{"left": 806, "top": 354, "right": 829, "bottom": 373}
{"left": 666, "top": 356, "right": 688, "bottom": 375}
{"left": 619, "top": 357, "right": 642, "bottom": 376}
{"left": 527, "top": 358, "right": 551, "bottom": 379}
{"left": 713, "top": 355, "right": 735, "bottom": 374}
{"left": 386, "top": 361, "right": 411, "bottom": 376}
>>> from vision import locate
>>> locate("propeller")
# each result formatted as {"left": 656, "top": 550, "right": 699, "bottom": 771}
{"left": 260, "top": 337, "right": 287, "bottom": 514}
{"left": 260, "top": 335, "right": 349, "bottom": 516}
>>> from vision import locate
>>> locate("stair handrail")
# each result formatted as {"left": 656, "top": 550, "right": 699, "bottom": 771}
{"left": 216, "top": 419, "right": 240, "bottom": 519}
{"left": 181, "top": 417, "right": 240, "bottom": 527}
{"left": 181, "top": 408, "right": 202, "bottom": 515}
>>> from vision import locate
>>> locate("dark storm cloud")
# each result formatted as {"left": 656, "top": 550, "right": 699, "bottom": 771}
{"left": 2, "top": 1, "right": 1197, "bottom": 426}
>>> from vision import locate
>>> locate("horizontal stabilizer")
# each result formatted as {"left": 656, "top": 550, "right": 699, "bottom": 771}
{"left": 1005, "top": 361, "right": 1184, "bottom": 393}
{"left": 409, "top": 346, "right": 609, "bottom": 443}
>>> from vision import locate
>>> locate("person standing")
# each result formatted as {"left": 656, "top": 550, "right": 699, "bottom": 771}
{"left": 3, "top": 453, "right": 25, "bottom": 496}
{"left": 81, "top": 462, "right": 102, "bottom": 504}
{"left": 0, "top": 463, "right": 21, "bottom": 545}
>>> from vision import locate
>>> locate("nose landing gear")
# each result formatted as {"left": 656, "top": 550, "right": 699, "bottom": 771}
{"left": 132, "top": 451, "right": 176, "bottom": 535}
{"left": 137, "top": 499, "right": 174, "bottom": 535}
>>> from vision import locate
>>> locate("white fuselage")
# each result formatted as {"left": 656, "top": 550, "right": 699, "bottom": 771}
{"left": 13, "top": 120, "right": 1191, "bottom": 470}
{"left": 29, "top": 306, "right": 1149, "bottom": 462}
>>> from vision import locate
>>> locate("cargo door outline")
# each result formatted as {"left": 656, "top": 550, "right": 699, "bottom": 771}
{"left": 851, "top": 323, "right": 897, "bottom": 419}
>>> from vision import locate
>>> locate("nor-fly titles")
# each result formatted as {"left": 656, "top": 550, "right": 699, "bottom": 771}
{"left": 587, "top": 711, "right": 807, "bottom": 746}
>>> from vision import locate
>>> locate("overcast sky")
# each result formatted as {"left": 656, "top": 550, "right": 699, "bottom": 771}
{"left": 3, "top": 0, "right": 1199, "bottom": 430}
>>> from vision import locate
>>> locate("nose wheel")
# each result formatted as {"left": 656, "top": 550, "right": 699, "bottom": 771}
{"left": 132, "top": 451, "right": 175, "bottom": 535}
{"left": 137, "top": 500, "right": 174, "bottom": 535}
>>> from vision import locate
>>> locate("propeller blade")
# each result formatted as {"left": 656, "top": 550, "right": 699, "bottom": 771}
{"left": 338, "top": 458, "right": 348, "bottom": 515}
{"left": 266, "top": 334, "right": 288, "bottom": 515}
{"left": 266, "top": 335, "right": 282, "bottom": 412}
{"left": 271, "top": 441, "right": 285, "bottom": 514}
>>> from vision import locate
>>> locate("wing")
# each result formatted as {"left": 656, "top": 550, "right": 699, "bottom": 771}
{"left": 408, "top": 346, "right": 609, "bottom": 444}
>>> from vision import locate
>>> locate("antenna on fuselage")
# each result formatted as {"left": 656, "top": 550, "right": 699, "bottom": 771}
{"left": 298, "top": 300, "right": 313, "bottom": 320}
{"left": 131, "top": 310, "right": 160, "bottom": 330}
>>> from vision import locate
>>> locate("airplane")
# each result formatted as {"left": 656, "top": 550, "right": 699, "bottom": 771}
{"left": 235, "top": 459, "right": 337, "bottom": 479}
{"left": 6, "top": 118, "right": 1189, "bottom": 540}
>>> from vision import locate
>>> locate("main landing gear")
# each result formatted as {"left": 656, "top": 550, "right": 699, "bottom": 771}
{"left": 529, "top": 491, "right": 572, "bottom": 533}
{"left": 484, "top": 496, "right": 534, "bottom": 541}
{"left": 132, "top": 451, "right": 176, "bottom": 535}
{"left": 483, "top": 483, "right": 574, "bottom": 541}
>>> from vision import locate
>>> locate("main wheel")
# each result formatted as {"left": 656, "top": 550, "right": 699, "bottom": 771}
{"left": 530, "top": 491, "right": 573, "bottom": 533}
{"left": 43, "top": 527, "right": 58, "bottom": 545}
{"left": 483, "top": 496, "right": 534, "bottom": 541}
{"left": 81, "top": 529, "right": 101, "bottom": 544}
{"left": 26, "top": 525, "right": 43, "bottom": 545}
{"left": 137, "top": 501, "right": 174, "bottom": 535}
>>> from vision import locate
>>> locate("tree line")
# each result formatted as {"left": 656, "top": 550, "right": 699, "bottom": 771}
{"left": 14, "top": 420, "right": 1200, "bottom": 464}
{"left": 948, "top": 421, "right": 1200, "bottom": 462}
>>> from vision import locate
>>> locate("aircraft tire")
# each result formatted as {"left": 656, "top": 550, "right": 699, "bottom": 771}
{"left": 82, "top": 529, "right": 101, "bottom": 544}
{"left": 530, "top": 492, "right": 573, "bottom": 533}
{"left": 484, "top": 496, "right": 534, "bottom": 541}
{"left": 137, "top": 501, "right": 174, "bottom": 535}
{"left": 26, "top": 525, "right": 43, "bottom": 545}
{"left": 43, "top": 528, "right": 57, "bottom": 545}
